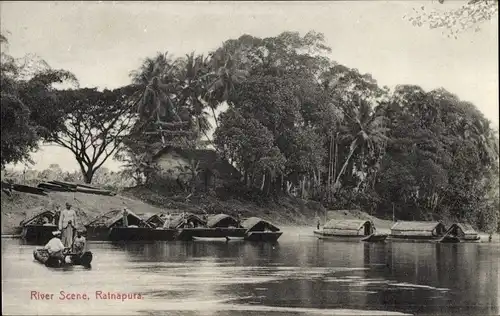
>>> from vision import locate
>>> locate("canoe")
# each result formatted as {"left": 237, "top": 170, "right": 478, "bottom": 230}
{"left": 386, "top": 235, "right": 455, "bottom": 243}
{"left": 314, "top": 230, "right": 373, "bottom": 242}
{"left": 33, "top": 249, "right": 93, "bottom": 268}
{"left": 361, "top": 234, "right": 388, "bottom": 243}
{"left": 176, "top": 227, "right": 247, "bottom": 241}
{"left": 244, "top": 231, "right": 283, "bottom": 242}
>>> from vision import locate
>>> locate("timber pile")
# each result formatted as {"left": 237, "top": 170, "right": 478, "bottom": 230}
{"left": 1, "top": 179, "right": 115, "bottom": 196}
{"left": 2, "top": 181, "right": 47, "bottom": 196}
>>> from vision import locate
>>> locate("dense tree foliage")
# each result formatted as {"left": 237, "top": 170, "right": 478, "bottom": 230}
{"left": 2, "top": 30, "right": 498, "bottom": 231}
{"left": 46, "top": 87, "right": 138, "bottom": 183}
{"left": 1, "top": 34, "right": 77, "bottom": 167}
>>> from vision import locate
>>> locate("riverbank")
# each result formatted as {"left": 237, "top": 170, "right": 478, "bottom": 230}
{"left": 1, "top": 186, "right": 393, "bottom": 235}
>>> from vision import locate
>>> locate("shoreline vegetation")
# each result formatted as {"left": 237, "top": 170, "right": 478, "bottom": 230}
{"left": 2, "top": 29, "right": 499, "bottom": 235}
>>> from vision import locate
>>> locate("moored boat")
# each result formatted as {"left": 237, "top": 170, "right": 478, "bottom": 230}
{"left": 33, "top": 248, "right": 93, "bottom": 268}
{"left": 19, "top": 210, "right": 58, "bottom": 244}
{"left": 387, "top": 221, "right": 452, "bottom": 243}
{"left": 441, "top": 223, "right": 481, "bottom": 243}
{"left": 241, "top": 217, "right": 283, "bottom": 242}
{"left": 176, "top": 214, "right": 246, "bottom": 241}
{"left": 314, "top": 219, "right": 386, "bottom": 242}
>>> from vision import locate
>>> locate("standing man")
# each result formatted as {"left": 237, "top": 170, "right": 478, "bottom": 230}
{"left": 59, "top": 202, "right": 77, "bottom": 248}
{"left": 162, "top": 212, "right": 172, "bottom": 229}
{"left": 122, "top": 208, "right": 129, "bottom": 227}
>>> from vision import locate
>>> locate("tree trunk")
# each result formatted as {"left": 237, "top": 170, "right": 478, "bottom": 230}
{"left": 82, "top": 168, "right": 94, "bottom": 184}
{"left": 333, "top": 142, "right": 358, "bottom": 192}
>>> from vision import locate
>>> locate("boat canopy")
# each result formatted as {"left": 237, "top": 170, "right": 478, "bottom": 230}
{"left": 21, "top": 210, "right": 56, "bottom": 226}
{"left": 241, "top": 217, "right": 280, "bottom": 232}
{"left": 445, "top": 223, "right": 479, "bottom": 240}
{"left": 145, "top": 213, "right": 166, "bottom": 228}
{"left": 390, "top": 221, "right": 446, "bottom": 237}
{"left": 166, "top": 213, "right": 206, "bottom": 229}
{"left": 322, "top": 219, "right": 375, "bottom": 236}
{"left": 206, "top": 214, "right": 240, "bottom": 228}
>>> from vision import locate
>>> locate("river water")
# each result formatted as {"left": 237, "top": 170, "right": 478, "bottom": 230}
{"left": 2, "top": 227, "right": 499, "bottom": 316}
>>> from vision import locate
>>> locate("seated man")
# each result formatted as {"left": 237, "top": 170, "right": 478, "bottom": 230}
{"left": 72, "top": 229, "right": 87, "bottom": 256}
{"left": 44, "top": 230, "right": 66, "bottom": 261}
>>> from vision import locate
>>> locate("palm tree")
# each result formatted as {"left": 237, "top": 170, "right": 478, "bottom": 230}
{"left": 333, "top": 98, "right": 388, "bottom": 192}
{"left": 205, "top": 47, "right": 248, "bottom": 127}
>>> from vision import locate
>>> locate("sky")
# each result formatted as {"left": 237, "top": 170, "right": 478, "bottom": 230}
{"left": 1, "top": 1, "right": 498, "bottom": 172}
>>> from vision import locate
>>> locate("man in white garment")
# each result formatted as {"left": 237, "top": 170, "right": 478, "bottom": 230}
{"left": 44, "top": 230, "right": 66, "bottom": 261}
{"left": 162, "top": 212, "right": 172, "bottom": 229}
{"left": 59, "top": 202, "right": 78, "bottom": 248}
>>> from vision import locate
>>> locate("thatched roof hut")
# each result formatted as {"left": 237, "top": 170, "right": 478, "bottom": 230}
{"left": 206, "top": 214, "right": 241, "bottom": 228}
{"left": 322, "top": 219, "right": 375, "bottom": 236}
{"left": 20, "top": 210, "right": 56, "bottom": 226}
{"left": 241, "top": 217, "right": 280, "bottom": 232}
{"left": 446, "top": 223, "right": 479, "bottom": 240}
{"left": 390, "top": 221, "right": 446, "bottom": 237}
{"left": 166, "top": 213, "right": 206, "bottom": 229}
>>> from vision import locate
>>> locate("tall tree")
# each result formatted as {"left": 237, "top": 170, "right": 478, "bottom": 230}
{"left": 46, "top": 87, "right": 137, "bottom": 183}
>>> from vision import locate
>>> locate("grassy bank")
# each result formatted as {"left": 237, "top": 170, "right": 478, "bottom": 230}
{"left": 0, "top": 185, "right": 391, "bottom": 235}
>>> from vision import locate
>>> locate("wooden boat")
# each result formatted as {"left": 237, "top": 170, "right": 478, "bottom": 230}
{"left": 33, "top": 249, "right": 93, "bottom": 268}
{"left": 387, "top": 221, "right": 452, "bottom": 243}
{"left": 177, "top": 214, "right": 246, "bottom": 241}
{"left": 86, "top": 209, "right": 177, "bottom": 241}
{"left": 241, "top": 217, "right": 283, "bottom": 242}
{"left": 314, "top": 219, "right": 386, "bottom": 242}
{"left": 19, "top": 210, "right": 58, "bottom": 244}
{"left": 442, "top": 223, "right": 481, "bottom": 243}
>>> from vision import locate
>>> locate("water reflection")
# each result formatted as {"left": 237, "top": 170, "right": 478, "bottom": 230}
{"left": 2, "top": 229, "right": 498, "bottom": 316}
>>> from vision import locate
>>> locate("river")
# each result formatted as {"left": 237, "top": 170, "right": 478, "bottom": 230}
{"left": 2, "top": 227, "right": 499, "bottom": 316}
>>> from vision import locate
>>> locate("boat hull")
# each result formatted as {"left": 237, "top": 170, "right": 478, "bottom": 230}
{"left": 21, "top": 225, "right": 58, "bottom": 245}
{"left": 85, "top": 226, "right": 111, "bottom": 241}
{"left": 108, "top": 227, "right": 177, "bottom": 241}
{"left": 244, "top": 231, "right": 282, "bottom": 242}
{"left": 387, "top": 235, "right": 457, "bottom": 243}
{"left": 176, "top": 228, "right": 247, "bottom": 241}
{"left": 33, "top": 249, "right": 93, "bottom": 268}
{"left": 314, "top": 230, "right": 374, "bottom": 242}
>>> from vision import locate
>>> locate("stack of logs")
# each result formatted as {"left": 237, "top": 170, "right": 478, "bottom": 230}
{"left": 1, "top": 180, "right": 115, "bottom": 197}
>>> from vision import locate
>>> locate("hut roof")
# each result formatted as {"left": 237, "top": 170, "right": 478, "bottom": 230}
{"left": 449, "top": 223, "right": 478, "bottom": 235}
{"left": 323, "top": 219, "right": 373, "bottom": 231}
{"left": 390, "top": 221, "right": 444, "bottom": 232}
{"left": 241, "top": 217, "right": 280, "bottom": 232}
{"left": 21, "top": 210, "right": 55, "bottom": 226}
{"left": 86, "top": 209, "right": 121, "bottom": 227}
{"left": 105, "top": 209, "right": 148, "bottom": 228}
{"left": 146, "top": 213, "right": 165, "bottom": 225}
{"left": 206, "top": 214, "right": 239, "bottom": 228}
{"left": 152, "top": 146, "right": 241, "bottom": 180}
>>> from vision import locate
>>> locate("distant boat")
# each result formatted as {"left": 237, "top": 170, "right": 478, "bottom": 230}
{"left": 314, "top": 219, "right": 387, "bottom": 242}
{"left": 441, "top": 223, "right": 481, "bottom": 243}
{"left": 178, "top": 214, "right": 246, "bottom": 241}
{"left": 387, "top": 221, "right": 454, "bottom": 243}
{"left": 240, "top": 217, "right": 283, "bottom": 242}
